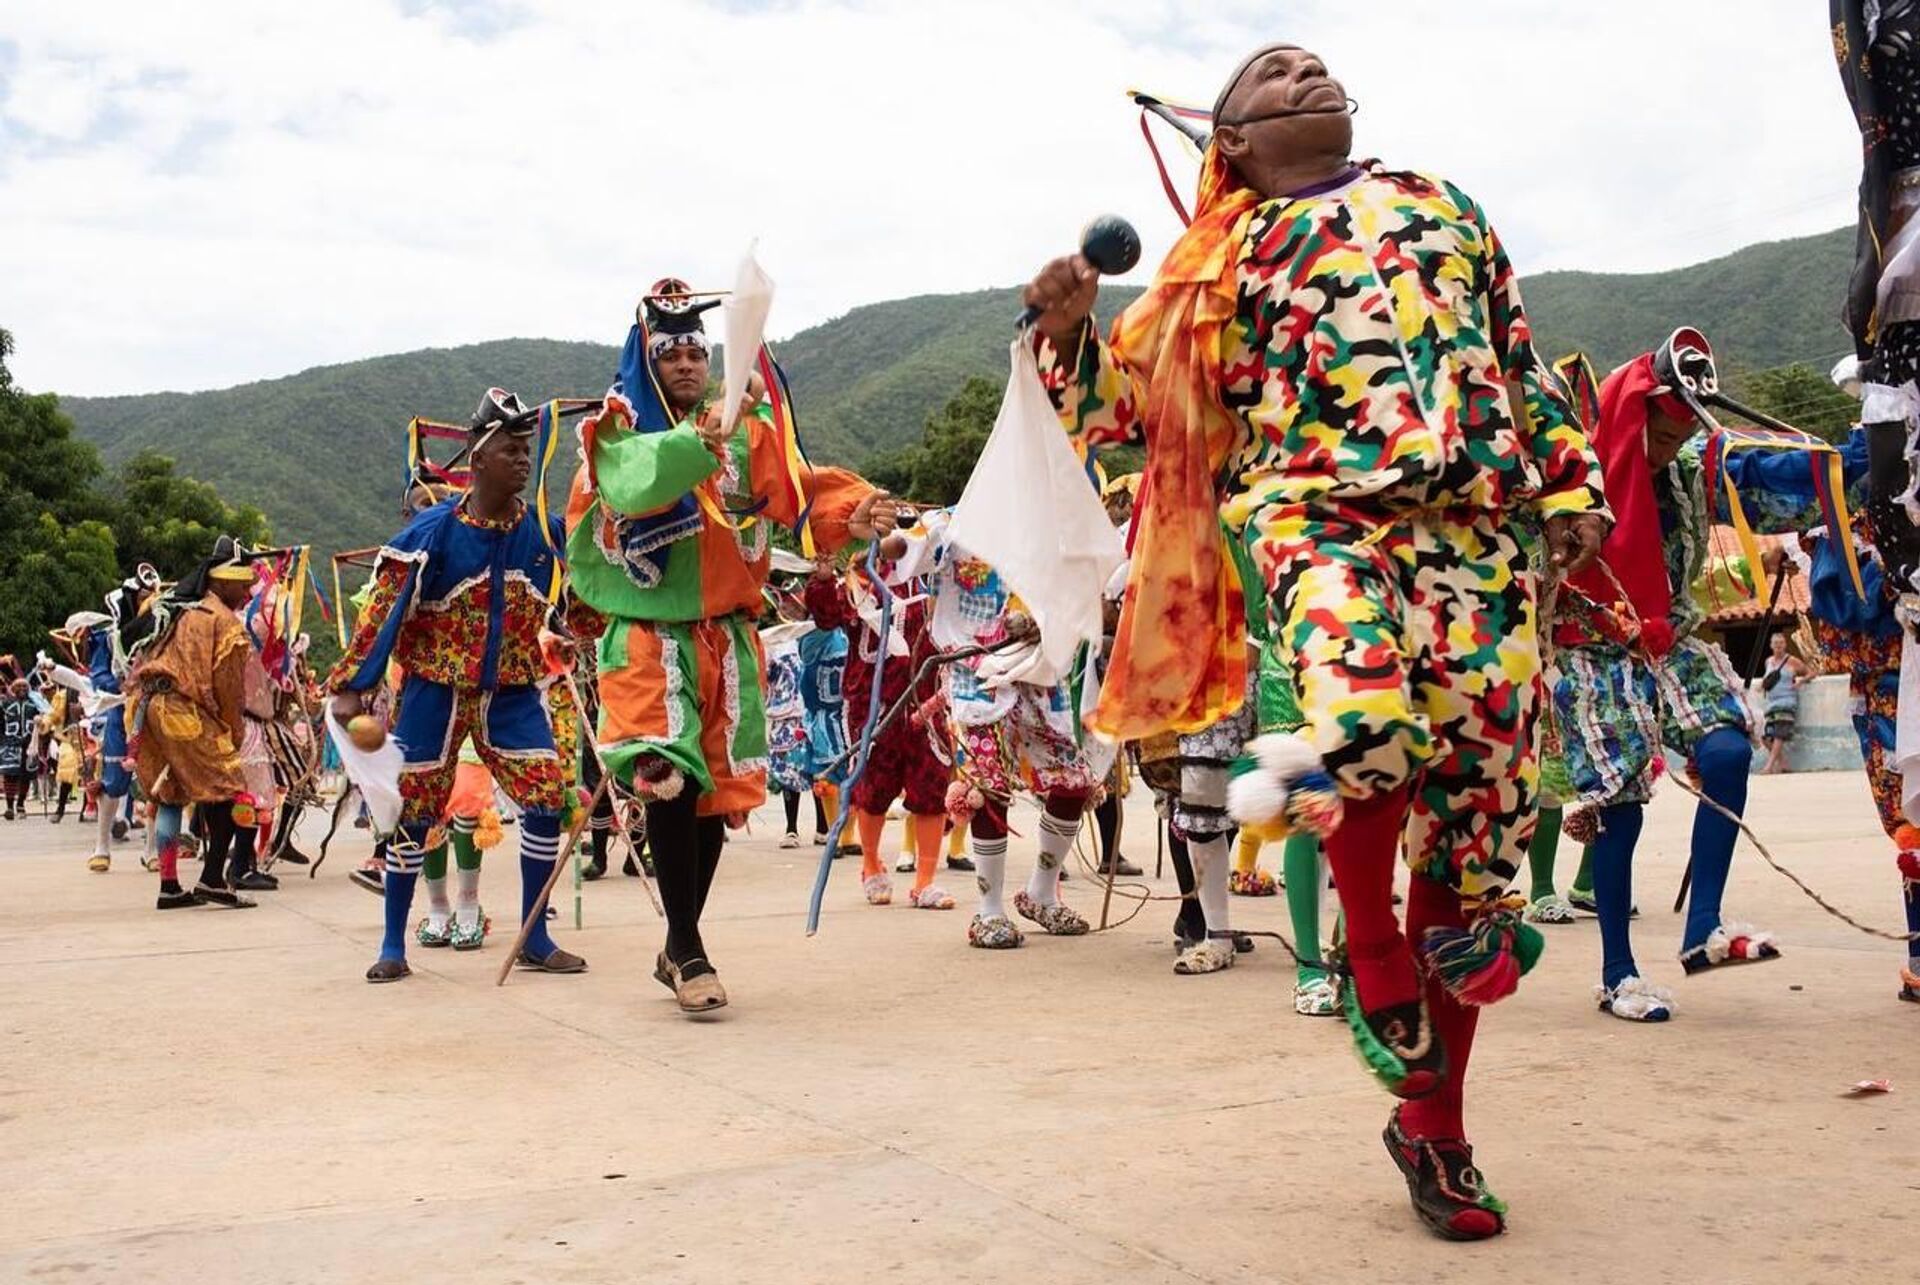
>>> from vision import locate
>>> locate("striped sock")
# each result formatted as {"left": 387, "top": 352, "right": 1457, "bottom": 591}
{"left": 518, "top": 817, "right": 560, "bottom": 960}
{"left": 1027, "top": 811, "right": 1080, "bottom": 905}
{"left": 972, "top": 833, "right": 1009, "bottom": 919}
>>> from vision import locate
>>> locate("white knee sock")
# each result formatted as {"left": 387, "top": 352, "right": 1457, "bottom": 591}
{"left": 424, "top": 873, "right": 451, "bottom": 930}
{"left": 1028, "top": 810, "right": 1080, "bottom": 905}
{"left": 973, "top": 833, "right": 1009, "bottom": 919}
{"left": 454, "top": 862, "right": 481, "bottom": 928}
{"left": 93, "top": 802, "right": 115, "bottom": 858}
{"left": 1191, "top": 833, "right": 1231, "bottom": 937}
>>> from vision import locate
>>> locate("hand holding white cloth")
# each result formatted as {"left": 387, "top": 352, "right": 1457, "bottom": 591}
{"left": 720, "top": 243, "right": 775, "bottom": 436}
{"left": 326, "top": 710, "right": 405, "bottom": 837}
{"left": 947, "top": 340, "right": 1125, "bottom": 681}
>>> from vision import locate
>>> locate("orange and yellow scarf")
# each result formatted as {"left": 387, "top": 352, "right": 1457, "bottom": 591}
{"left": 1091, "top": 145, "right": 1258, "bottom": 740}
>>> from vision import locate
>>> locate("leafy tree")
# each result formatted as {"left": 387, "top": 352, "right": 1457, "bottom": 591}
{"left": 906, "top": 376, "right": 1001, "bottom": 505}
{"left": 108, "top": 449, "right": 272, "bottom": 575}
{"left": 1727, "top": 362, "right": 1858, "bottom": 444}
{"left": 0, "top": 328, "right": 122, "bottom": 659}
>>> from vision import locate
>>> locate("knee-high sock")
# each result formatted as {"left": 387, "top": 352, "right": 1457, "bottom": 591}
{"left": 1167, "top": 829, "right": 1206, "bottom": 941}
{"left": 1397, "top": 876, "right": 1479, "bottom": 1141}
{"left": 154, "top": 803, "right": 184, "bottom": 891}
{"left": 817, "top": 783, "right": 838, "bottom": 834}
{"left": 94, "top": 797, "right": 117, "bottom": 858}
{"left": 647, "top": 790, "right": 706, "bottom": 964}
{"left": 451, "top": 820, "right": 482, "bottom": 927}
{"left": 782, "top": 789, "right": 801, "bottom": 835}
{"left": 1905, "top": 872, "right": 1920, "bottom": 970}
{"left": 1283, "top": 833, "right": 1327, "bottom": 983}
{"left": 199, "top": 802, "right": 236, "bottom": 887}
{"left": 517, "top": 813, "right": 561, "bottom": 960}
{"left": 910, "top": 812, "right": 945, "bottom": 894}
{"left": 1571, "top": 842, "right": 1596, "bottom": 895}
{"left": 813, "top": 790, "right": 830, "bottom": 835}
{"left": 855, "top": 808, "right": 887, "bottom": 879}
{"left": 422, "top": 836, "right": 453, "bottom": 930}
{"left": 1323, "top": 786, "right": 1417, "bottom": 1011}
{"left": 225, "top": 819, "right": 258, "bottom": 885}
{"left": 948, "top": 819, "right": 966, "bottom": 857}
{"left": 1593, "top": 802, "right": 1646, "bottom": 989}
{"left": 1189, "top": 832, "right": 1231, "bottom": 936}
{"left": 1682, "top": 727, "right": 1752, "bottom": 952}
{"left": 970, "top": 804, "right": 1010, "bottom": 919}
{"left": 1235, "top": 828, "right": 1264, "bottom": 876}
{"left": 1094, "top": 792, "right": 1120, "bottom": 867}
{"left": 588, "top": 790, "right": 613, "bottom": 871}
{"left": 1028, "top": 803, "right": 1083, "bottom": 904}
{"left": 1527, "top": 805, "right": 1563, "bottom": 901}
{"left": 380, "top": 829, "right": 428, "bottom": 961}
{"left": 694, "top": 816, "right": 725, "bottom": 917}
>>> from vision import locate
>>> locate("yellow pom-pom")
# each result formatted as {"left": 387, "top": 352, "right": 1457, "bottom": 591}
{"left": 474, "top": 808, "right": 503, "bottom": 851}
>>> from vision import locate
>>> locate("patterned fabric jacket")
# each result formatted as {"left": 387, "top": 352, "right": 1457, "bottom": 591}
{"left": 330, "top": 498, "right": 564, "bottom": 694}
{"left": 1043, "top": 165, "right": 1604, "bottom": 530}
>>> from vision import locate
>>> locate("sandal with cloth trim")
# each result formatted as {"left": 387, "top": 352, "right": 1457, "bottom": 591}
{"left": 1293, "top": 975, "right": 1339, "bottom": 1016}
{"left": 365, "top": 957, "right": 411, "bottom": 983}
{"left": 1595, "top": 975, "right": 1674, "bottom": 1021}
{"left": 415, "top": 916, "right": 454, "bottom": 948}
{"left": 1173, "top": 935, "right": 1236, "bottom": 975}
{"left": 862, "top": 873, "right": 893, "bottom": 906}
{"left": 1679, "top": 921, "right": 1781, "bottom": 976}
{"left": 1524, "top": 893, "right": 1578, "bottom": 924}
{"left": 1229, "top": 868, "right": 1278, "bottom": 897}
{"left": 1383, "top": 1107, "right": 1507, "bottom": 1241}
{"left": 1012, "top": 891, "right": 1089, "bottom": 936}
{"left": 449, "top": 908, "right": 488, "bottom": 951}
{"left": 967, "top": 913, "right": 1024, "bottom": 949}
{"left": 907, "top": 884, "right": 955, "bottom": 910}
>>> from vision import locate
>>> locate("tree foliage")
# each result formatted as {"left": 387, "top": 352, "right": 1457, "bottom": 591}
{"left": 1726, "top": 362, "right": 1859, "bottom": 444}
{"left": 0, "top": 329, "right": 270, "bottom": 661}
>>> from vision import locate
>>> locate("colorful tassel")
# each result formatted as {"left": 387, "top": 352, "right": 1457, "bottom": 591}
{"left": 474, "top": 808, "right": 503, "bottom": 852}
{"left": 1418, "top": 909, "right": 1545, "bottom": 1007}
{"left": 1897, "top": 849, "right": 1920, "bottom": 883}
{"left": 1563, "top": 805, "right": 1599, "bottom": 845}
{"left": 944, "top": 779, "right": 985, "bottom": 825}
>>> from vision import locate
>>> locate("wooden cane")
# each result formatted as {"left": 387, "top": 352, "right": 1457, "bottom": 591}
{"left": 494, "top": 774, "right": 610, "bottom": 987}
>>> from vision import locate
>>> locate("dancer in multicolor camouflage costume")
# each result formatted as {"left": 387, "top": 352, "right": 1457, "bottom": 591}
{"left": 1023, "top": 43, "right": 1607, "bottom": 1239}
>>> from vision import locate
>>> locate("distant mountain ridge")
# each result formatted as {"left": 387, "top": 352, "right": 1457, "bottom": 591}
{"left": 60, "top": 226, "right": 1855, "bottom": 555}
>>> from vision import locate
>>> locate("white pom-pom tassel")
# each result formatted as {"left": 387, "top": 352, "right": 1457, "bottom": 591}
{"left": 1228, "top": 771, "right": 1290, "bottom": 829}
{"left": 1249, "top": 733, "right": 1324, "bottom": 779}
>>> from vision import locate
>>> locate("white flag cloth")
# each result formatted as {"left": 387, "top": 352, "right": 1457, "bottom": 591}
{"left": 948, "top": 339, "right": 1125, "bottom": 685}
{"left": 720, "top": 243, "right": 775, "bottom": 437}
{"left": 326, "top": 710, "right": 405, "bottom": 836}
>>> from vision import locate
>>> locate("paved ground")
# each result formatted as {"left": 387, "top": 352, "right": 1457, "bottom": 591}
{"left": 2, "top": 770, "right": 1914, "bottom": 1284}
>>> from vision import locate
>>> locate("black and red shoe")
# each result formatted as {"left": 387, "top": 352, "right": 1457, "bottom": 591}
{"left": 1383, "top": 1107, "right": 1507, "bottom": 1241}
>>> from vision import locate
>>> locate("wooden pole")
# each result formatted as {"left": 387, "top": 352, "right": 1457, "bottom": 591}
{"left": 494, "top": 775, "right": 609, "bottom": 987}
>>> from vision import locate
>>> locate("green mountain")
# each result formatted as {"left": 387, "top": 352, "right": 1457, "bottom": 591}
{"left": 59, "top": 226, "right": 1855, "bottom": 557}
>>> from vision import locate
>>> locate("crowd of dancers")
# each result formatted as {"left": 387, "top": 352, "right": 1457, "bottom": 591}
{"left": 21, "top": 15, "right": 1920, "bottom": 1244}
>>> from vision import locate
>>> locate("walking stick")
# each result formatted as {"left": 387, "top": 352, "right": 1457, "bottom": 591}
{"left": 1672, "top": 558, "right": 1792, "bottom": 913}
{"left": 495, "top": 774, "right": 610, "bottom": 987}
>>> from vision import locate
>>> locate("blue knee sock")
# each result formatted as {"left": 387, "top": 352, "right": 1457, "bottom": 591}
{"left": 518, "top": 813, "right": 560, "bottom": 960}
{"left": 380, "top": 828, "right": 427, "bottom": 962}
{"left": 380, "top": 871, "right": 419, "bottom": 962}
{"left": 1682, "top": 727, "right": 1752, "bottom": 952}
{"left": 1904, "top": 876, "right": 1920, "bottom": 972}
{"left": 1594, "top": 802, "right": 1646, "bottom": 990}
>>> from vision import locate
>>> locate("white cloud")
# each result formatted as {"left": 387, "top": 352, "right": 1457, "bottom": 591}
{"left": 0, "top": 0, "right": 1862, "bottom": 395}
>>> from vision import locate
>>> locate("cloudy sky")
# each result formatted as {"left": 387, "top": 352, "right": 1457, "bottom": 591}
{"left": 0, "top": 0, "right": 1862, "bottom": 396}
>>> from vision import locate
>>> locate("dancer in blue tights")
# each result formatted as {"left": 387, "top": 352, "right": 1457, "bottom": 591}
{"left": 1553, "top": 331, "right": 1783, "bottom": 1022}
